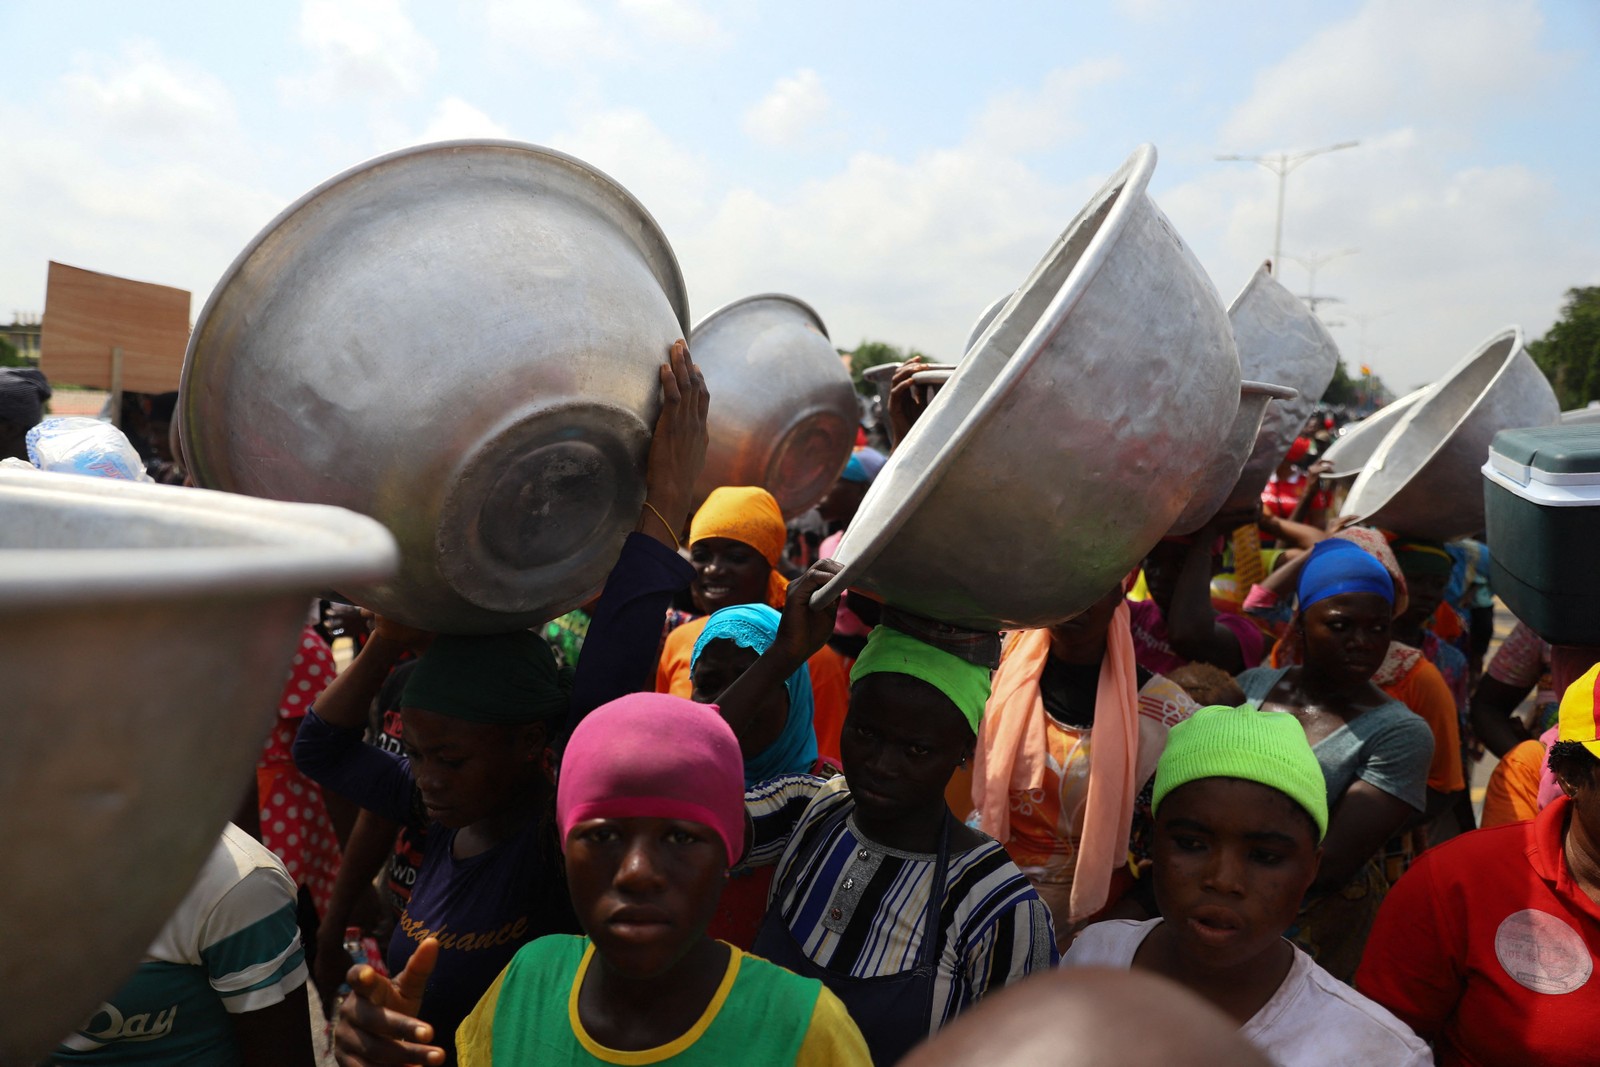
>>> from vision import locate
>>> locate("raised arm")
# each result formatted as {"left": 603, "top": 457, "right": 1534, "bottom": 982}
{"left": 715, "top": 562, "right": 842, "bottom": 744}
{"left": 566, "top": 340, "right": 706, "bottom": 727}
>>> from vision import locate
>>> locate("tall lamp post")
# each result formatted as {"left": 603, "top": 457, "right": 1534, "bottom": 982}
{"left": 1216, "top": 141, "right": 1359, "bottom": 276}
{"left": 1286, "top": 248, "right": 1358, "bottom": 313}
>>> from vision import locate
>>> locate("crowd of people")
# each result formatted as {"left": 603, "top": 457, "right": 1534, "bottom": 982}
{"left": 9, "top": 328, "right": 1600, "bottom": 1067}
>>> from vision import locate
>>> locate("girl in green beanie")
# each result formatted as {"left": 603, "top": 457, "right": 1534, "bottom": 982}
{"left": 1063, "top": 704, "right": 1430, "bottom": 1066}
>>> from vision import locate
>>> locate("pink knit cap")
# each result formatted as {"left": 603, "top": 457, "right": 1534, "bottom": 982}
{"left": 557, "top": 693, "right": 746, "bottom": 866}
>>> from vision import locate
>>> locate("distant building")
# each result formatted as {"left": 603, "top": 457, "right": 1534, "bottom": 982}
{"left": 3, "top": 314, "right": 42, "bottom": 363}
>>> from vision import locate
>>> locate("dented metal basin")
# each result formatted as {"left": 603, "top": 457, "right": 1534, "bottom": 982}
{"left": 689, "top": 294, "right": 858, "bottom": 517}
{"left": 1341, "top": 328, "right": 1559, "bottom": 539}
{"left": 816, "top": 145, "right": 1240, "bottom": 629}
{"left": 181, "top": 140, "right": 689, "bottom": 633}
{"left": 0, "top": 469, "right": 396, "bottom": 1065}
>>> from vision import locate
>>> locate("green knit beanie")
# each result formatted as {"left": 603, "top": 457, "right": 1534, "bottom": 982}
{"left": 850, "top": 625, "right": 992, "bottom": 734}
{"left": 401, "top": 631, "right": 572, "bottom": 726}
{"left": 1153, "top": 705, "right": 1329, "bottom": 841}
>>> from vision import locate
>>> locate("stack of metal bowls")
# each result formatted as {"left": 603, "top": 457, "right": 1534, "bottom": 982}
{"left": 1217, "top": 266, "right": 1342, "bottom": 510}
{"left": 689, "top": 294, "right": 858, "bottom": 517}
{"left": 0, "top": 469, "right": 396, "bottom": 1064}
{"left": 1320, "top": 387, "right": 1429, "bottom": 481}
{"left": 181, "top": 140, "right": 689, "bottom": 633}
{"left": 1340, "top": 328, "right": 1560, "bottom": 539}
{"left": 815, "top": 145, "right": 1240, "bottom": 630}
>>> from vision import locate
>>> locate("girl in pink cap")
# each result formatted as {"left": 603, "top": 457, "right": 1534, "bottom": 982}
{"left": 333, "top": 693, "right": 869, "bottom": 1066}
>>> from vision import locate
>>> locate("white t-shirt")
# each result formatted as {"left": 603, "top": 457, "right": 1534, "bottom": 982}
{"left": 1063, "top": 919, "right": 1430, "bottom": 1067}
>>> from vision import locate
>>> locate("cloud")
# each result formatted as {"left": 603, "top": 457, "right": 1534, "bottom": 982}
{"left": 279, "top": 0, "right": 438, "bottom": 103}
{"left": 545, "top": 106, "right": 717, "bottom": 241}
{"left": 482, "top": 0, "right": 624, "bottom": 63}
{"left": 616, "top": 0, "right": 730, "bottom": 47}
{"left": 59, "top": 39, "right": 237, "bottom": 146}
{"left": 743, "top": 69, "right": 832, "bottom": 147}
{"left": 418, "top": 97, "right": 513, "bottom": 141}
{"left": 675, "top": 146, "right": 1101, "bottom": 356}
{"left": 1223, "top": 0, "right": 1553, "bottom": 149}
{"left": 971, "top": 59, "right": 1126, "bottom": 155}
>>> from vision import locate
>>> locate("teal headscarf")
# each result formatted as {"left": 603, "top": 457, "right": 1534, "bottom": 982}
{"left": 691, "top": 604, "right": 817, "bottom": 786}
{"left": 401, "top": 631, "right": 572, "bottom": 725}
{"left": 849, "top": 625, "right": 992, "bottom": 733}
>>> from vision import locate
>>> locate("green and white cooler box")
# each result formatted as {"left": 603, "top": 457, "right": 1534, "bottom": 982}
{"left": 1484, "top": 425, "right": 1600, "bottom": 646}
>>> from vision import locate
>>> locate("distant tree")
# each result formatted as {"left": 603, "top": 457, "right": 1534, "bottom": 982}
{"left": 0, "top": 336, "right": 20, "bottom": 367}
{"left": 1321, "top": 358, "right": 1358, "bottom": 406}
{"left": 845, "top": 340, "right": 933, "bottom": 395}
{"left": 1530, "top": 286, "right": 1600, "bottom": 410}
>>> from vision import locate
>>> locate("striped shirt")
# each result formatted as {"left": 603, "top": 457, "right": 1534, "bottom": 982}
{"left": 56, "top": 824, "right": 307, "bottom": 1064}
{"left": 747, "top": 775, "right": 1057, "bottom": 1034}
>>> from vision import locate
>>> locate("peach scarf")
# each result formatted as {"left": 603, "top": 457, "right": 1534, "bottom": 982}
{"left": 973, "top": 601, "right": 1141, "bottom": 923}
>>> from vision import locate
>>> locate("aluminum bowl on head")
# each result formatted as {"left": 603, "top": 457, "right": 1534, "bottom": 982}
{"left": 1560, "top": 404, "right": 1600, "bottom": 426}
{"left": 964, "top": 294, "right": 1010, "bottom": 354}
{"left": 1340, "top": 328, "right": 1559, "bottom": 540}
{"left": 1319, "top": 387, "right": 1429, "bottom": 480}
{"left": 1168, "top": 380, "right": 1299, "bottom": 535}
{"left": 861, "top": 361, "right": 956, "bottom": 403}
{"left": 816, "top": 145, "right": 1241, "bottom": 630}
{"left": 1222, "top": 266, "right": 1341, "bottom": 508}
{"left": 0, "top": 469, "right": 396, "bottom": 1066}
{"left": 689, "top": 294, "right": 857, "bottom": 518}
{"left": 181, "top": 140, "right": 689, "bottom": 634}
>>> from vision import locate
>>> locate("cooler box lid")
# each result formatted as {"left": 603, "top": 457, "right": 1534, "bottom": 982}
{"left": 1487, "top": 425, "right": 1600, "bottom": 505}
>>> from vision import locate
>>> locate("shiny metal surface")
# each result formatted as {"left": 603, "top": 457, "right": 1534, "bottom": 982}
{"left": 1319, "top": 387, "right": 1428, "bottom": 480}
{"left": 1223, "top": 266, "right": 1342, "bottom": 507}
{"left": 817, "top": 145, "right": 1241, "bottom": 629}
{"left": 1341, "top": 328, "right": 1559, "bottom": 539}
{"left": 181, "top": 140, "right": 689, "bottom": 633}
{"left": 1560, "top": 404, "right": 1600, "bottom": 426}
{"left": 1169, "top": 380, "right": 1299, "bottom": 534}
{"left": 0, "top": 469, "right": 396, "bottom": 1065}
{"left": 689, "top": 294, "right": 857, "bottom": 517}
{"left": 963, "top": 294, "right": 1009, "bottom": 354}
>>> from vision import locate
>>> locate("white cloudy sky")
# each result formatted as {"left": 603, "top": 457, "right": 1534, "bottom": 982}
{"left": 1, "top": 0, "right": 1595, "bottom": 391}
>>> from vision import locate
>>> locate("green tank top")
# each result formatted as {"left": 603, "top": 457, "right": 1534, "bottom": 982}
{"left": 487, "top": 936, "right": 822, "bottom": 1064}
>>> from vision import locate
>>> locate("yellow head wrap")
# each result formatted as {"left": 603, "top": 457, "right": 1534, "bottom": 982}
{"left": 689, "top": 486, "right": 789, "bottom": 609}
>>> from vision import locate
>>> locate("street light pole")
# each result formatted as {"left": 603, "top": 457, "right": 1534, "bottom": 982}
{"left": 1216, "top": 141, "right": 1360, "bottom": 276}
{"left": 1286, "top": 247, "right": 1359, "bottom": 312}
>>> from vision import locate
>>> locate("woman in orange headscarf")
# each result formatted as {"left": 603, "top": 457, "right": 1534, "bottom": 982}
{"left": 969, "top": 582, "right": 1197, "bottom": 948}
{"left": 655, "top": 486, "right": 852, "bottom": 763}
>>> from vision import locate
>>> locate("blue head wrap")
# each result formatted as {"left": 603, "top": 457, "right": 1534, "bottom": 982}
{"left": 1297, "top": 538, "right": 1395, "bottom": 613}
{"left": 690, "top": 604, "right": 817, "bottom": 785}
{"left": 840, "top": 447, "right": 887, "bottom": 485}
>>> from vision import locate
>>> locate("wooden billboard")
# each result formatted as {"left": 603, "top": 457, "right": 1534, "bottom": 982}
{"left": 40, "top": 261, "right": 191, "bottom": 393}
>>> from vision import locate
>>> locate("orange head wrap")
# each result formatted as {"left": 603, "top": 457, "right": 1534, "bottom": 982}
{"left": 689, "top": 486, "right": 789, "bottom": 608}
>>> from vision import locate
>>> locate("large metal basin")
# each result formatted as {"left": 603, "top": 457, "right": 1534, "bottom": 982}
{"left": 1319, "top": 387, "right": 1429, "bottom": 480}
{"left": 963, "top": 294, "right": 1009, "bottom": 354}
{"left": 1340, "top": 328, "right": 1559, "bottom": 539}
{"left": 0, "top": 469, "right": 396, "bottom": 1065}
{"left": 689, "top": 294, "right": 857, "bottom": 517}
{"left": 816, "top": 145, "right": 1240, "bottom": 629}
{"left": 1223, "top": 266, "right": 1341, "bottom": 508}
{"left": 1169, "top": 379, "right": 1299, "bottom": 534}
{"left": 181, "top": 140, "right": 689, "bottom": 633}
{"left": 1560, "top": 404, "right": 1600, "bottom": 426}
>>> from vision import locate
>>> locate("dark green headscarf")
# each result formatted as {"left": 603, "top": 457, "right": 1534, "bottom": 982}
{"left": 401, "top": 631, "right": 573, "bottom": 725}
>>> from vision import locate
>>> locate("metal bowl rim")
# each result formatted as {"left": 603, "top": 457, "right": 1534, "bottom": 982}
{"left": 0, "top": 470, "right": 398, "bottom": 607}
{"left": 1345, "top": 326, "right": 1526, "bottom": 510}
{"left": 179, "top": 138, "right": 692, "bottom": 468}
{"left": 690, "top": 292, "right": 830, "bottom": 341}
{"left": 814, "top": 143, "right": 1160, "bottom": 604}
{"left": 1241, "top": 380, "right": 1299, "bottom": 400}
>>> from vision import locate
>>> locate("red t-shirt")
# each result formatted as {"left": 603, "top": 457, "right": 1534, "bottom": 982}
{"left": 1356, "top": 796, "right": 1600, "bottom": 1066}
